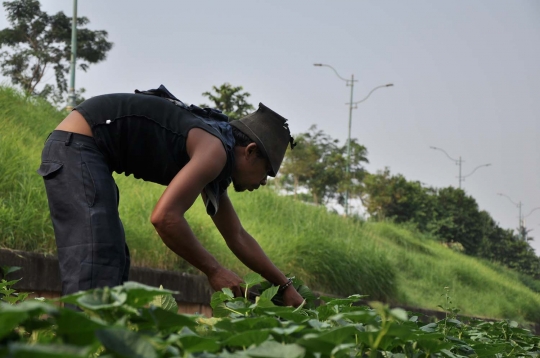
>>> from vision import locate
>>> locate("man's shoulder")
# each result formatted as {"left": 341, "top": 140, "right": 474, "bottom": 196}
{"left": 187, "top": 128, "right": 228, "bottom": 162}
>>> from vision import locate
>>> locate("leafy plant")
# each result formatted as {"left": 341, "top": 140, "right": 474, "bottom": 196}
{"left": 1, "top": 272, "right": 539, "bottom": 357}
{"left": 0, "top": 266, "right": 28, "bottom": 304}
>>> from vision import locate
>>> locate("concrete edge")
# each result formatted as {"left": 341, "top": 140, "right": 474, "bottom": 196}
{"left": 0, "top": 248, "right": 213, "bottom": 304}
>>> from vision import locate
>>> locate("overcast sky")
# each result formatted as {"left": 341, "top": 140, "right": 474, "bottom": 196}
{"left": 1, "top": 1, "right": 539, "bottom": 253}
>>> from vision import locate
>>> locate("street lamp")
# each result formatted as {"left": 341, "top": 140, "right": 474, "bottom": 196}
{"left": 497, "top": 192, "right": 528, "bottom": 240}
{"left": 524, "top": 207, "right": 540, "bottom": 219}
{"left": 314, "top": 63, "right": 393, "bottom": 216}
{"left": 429, "top": 146, "right": 491, "bottom": 189}
{"left": 67, "top": 0, "right": 78, "bottom": 111}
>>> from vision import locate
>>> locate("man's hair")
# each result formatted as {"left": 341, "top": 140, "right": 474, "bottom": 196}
{"left": 231, "top": 125, "right": 254, "bottom": 147}
{"left": 231, "top": 125, "right": 265, "bottom": 159}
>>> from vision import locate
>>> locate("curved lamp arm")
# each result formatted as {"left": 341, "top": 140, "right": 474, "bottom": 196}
{"left": 353, "top": 84, "right": 394, "bottom": 105}
{"left": 313, "top": 63, "right": 354, "bottom": 83}
{"left": 524, "top": 207, "right": 540, "bottom": 218}
{"left": 462, "top": 164, "right": 491, "bottom": 179}
{"left": 497, "top": 192, "right": 520, "bottom": 207}
{"left": 430, "top": 146, "right": 459, "bottom": 163}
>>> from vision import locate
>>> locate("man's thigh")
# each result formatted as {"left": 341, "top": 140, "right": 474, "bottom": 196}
{"left": 39, "top": 132, "right": 127, "bottom": 295}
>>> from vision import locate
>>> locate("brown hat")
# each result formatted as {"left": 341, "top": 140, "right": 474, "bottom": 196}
{"left": 230, "top": 103, "right": 295, "bottom": 177}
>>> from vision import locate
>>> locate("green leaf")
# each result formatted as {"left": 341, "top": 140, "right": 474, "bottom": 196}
{"left": 1, "top": 266, "right": 21, "bottom": 276}
{"left": 211, "top": 291, "right": 233, "bottom": 309}
{"left": 316, "top": 304, "right": 338, "bottom": 321}
{"left": 95, "top": 328, "right": 158, "bottom": 358}
{"left": 150, "top": 290, "right": 178, "bottom": 313}
{"left": 227, "top": 299, "right": 247, "bottom": 310}
{"left": 213, "top": 302, "right": 233, "bottom": 318}
{"left": 142, "top": 306, "right": 197, "bottom": 331}
{"left": 222, "top": 287, "right": 234, "bottom": 298}
{"left": 316, "top": 326, "right": 358, "bottom": 344}
{"left": 297, "top": 326, "right": 358, "bottom": 355}
{"left": 328, "top": 310, "right": 378, "bottom": 324}
{"left": 0, "top": 310, "right": 28, "bottom": 339}
{"left": 446, "top": 318, "right": 463, "bottom": 327}
{"left": 178, "top": 335, "right": 220, "bottom": 353}
{"left": 296, "top": 285, "right": 317, "bottom": 307}
{"left": 260, "top": 285, "right": 279, "bottom": 301}
{"left": 471, "top": 343, "right": 507, "bottom": 356}
{"left": 331, "top": 343, "right": 356, "bottom": 356}
{"left": 257, "top": 307, "right": 311, "bottom": 324}
{"left": 389, "top": 308, "right": 408, "bottom": 321}
{"left": 7, "top": 343, "right": 90, "bottom": 358}
{"left": 121, "top": 281, "right": 177, "bottom": 307}
{"left": 0, "top": 300, "right": 58, "bottom": 316}
{"left": 417, "top": 340, "right": 454, "bottom": 354}
{"left": 76, "top": 288, "right": 127, "bottom": 310}
{"left": 223, "top": 330, "right": 270, "bottom": 347}
{"left": 254, "top": 295, "right": 276, "bottom": 308}
{"left": 242, "top": 272, "right": 264, "bottom": 287}
{"left": 420, "top": 323, "right": 438, "bottom": 332}
{"left": 319, "top": 294, "right": 366, "bottom": 306}
{"left": 384, "top": 324, "right": 417, "bottom": 340}
{"left": 1, "top": 279, "right": 22, "bottom": 288}
{"left": 271, "top": 325, "right": 305, "bottom": 336}
{"left": 56, "top": 309, "right": 107, "bottom": 346}
{"left": 439, "top": 348, "right": 462, "bottom": 358}
{"left": 57, "top": 291, "right": 87, "bottom": 306}
{"left": 227, "top": 317, "right": 281, "bottom": 332}
{"left": 244, "top": 341, "right": 305, "bottom": 358}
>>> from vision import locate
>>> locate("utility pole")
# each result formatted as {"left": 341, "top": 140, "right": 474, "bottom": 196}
{"left": 498, "top": 193, "right": 524, "bottom": 240}
{"left": 430, "top": 147, "right": 490, "bottom": 189}
{"left": 458, "top": 156, "right": 462, "bottom": 188}
{"left": 67, "top": 0, "right": 78, "bottom": 111}
{"left": 314, "top": 63, "right": 392, "bottom": 216}
{"left": 345, "top": 74, "right": 354, "bottom": 216}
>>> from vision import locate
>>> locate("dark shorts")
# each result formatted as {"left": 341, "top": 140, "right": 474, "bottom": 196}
{"left": 37, "top": 130, "right": 130, "bottom": 296}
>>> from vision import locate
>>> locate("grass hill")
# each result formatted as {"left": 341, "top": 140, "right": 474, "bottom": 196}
{"left": 1, "top": 86, "right": 539, "bottom": 323}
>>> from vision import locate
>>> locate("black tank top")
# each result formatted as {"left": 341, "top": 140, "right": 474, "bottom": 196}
{"left": 75, "top": 92, "right": 235, "bottom": 215}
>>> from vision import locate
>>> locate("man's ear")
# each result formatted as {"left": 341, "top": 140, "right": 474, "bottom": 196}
{"left": 246, "top": 143, "right": 259, "bottom": 158}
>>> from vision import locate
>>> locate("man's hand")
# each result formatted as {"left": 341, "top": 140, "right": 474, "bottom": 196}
{"left": 282, "top": 285, "right": 305, "bottom": 307}
{"left": 207, "top": 267, "right": 244, "bottom": 297}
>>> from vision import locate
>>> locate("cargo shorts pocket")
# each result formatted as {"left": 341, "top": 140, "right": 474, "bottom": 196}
{"left": 36, "top": 161, "right": 63, "bottom": 179}
{"left": 81, "top": 163, "right": 96, "bottom": 207}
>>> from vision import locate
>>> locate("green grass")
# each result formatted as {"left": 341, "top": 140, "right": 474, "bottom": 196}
{"left": 1, "top": 86, "right": 539, "bottom": 323}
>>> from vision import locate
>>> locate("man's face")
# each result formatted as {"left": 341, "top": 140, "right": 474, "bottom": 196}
{"left": 231, "top": 144, "right": 272, "bottom": 192}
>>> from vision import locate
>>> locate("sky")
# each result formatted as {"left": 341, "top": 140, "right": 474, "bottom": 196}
{"left": 1, "top": 1, "right": 539, "bottom": 253}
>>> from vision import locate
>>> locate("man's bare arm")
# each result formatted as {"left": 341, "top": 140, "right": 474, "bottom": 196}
{"left": 210, "top": 192, "right": 304, "bottom": 306}
{"left": 150, "top": 129, "right": 243, "bottom": 295}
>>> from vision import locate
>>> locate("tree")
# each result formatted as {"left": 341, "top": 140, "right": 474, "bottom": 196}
{"left": 426, "top": 187, "right": 486, "bottom": 255}
{"left": 200, "top": 83, "right": 254, "bottom": 120}
{"left": 0, "top": 0, "right": 112, "bottom": 102}
{"left": 279, "top": 133, "right": 318, "bottom": 199}
{"left": 478, "top": 213, "right": 540, "bottom": 278}
{"left": 281, "top": 126, "right": 369, "bottom": 207}
{"left": 338, "top": 138, "right": 369, "bottom": 206}
{"left": 281, "top": 126, "right": 358, "bottom": 206}
{"left": 361, "top": 168, "right": 436, "bottom": 228}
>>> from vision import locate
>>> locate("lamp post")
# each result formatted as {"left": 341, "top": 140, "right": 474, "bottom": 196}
{"left": 429, "top": 146, "right": 491, "bottom": 189}
{"left": 67, "top": 0, "right": 78, "bottom": 111}
{"left": 523, "top": 207, "right": 540, "bottom": 236}
{"left": 314, "top": 63, "right": 392, "bottom": 216}
{"left": 497, "top": 192, "right": 522, "bottom": 229}
{"left": 497, "top": 193, "right": 529, "bottom": 240}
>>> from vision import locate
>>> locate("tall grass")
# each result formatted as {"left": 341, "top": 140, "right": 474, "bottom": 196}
{"left": 1, "top": 86, "right": 539, "bottom": 322}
